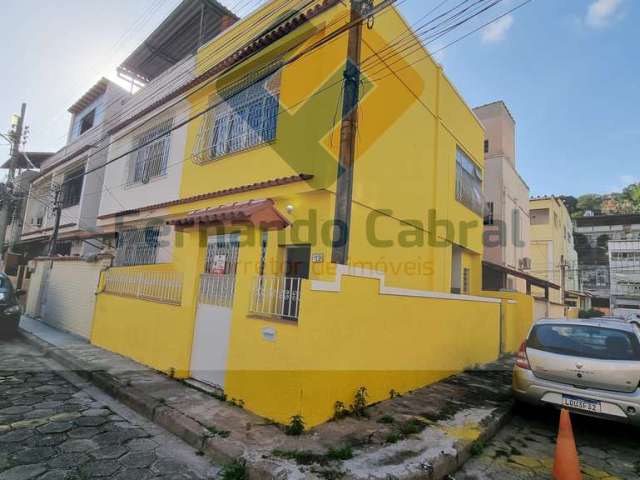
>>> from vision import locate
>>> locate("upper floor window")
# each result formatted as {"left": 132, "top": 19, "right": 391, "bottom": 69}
{"left": 530, "top": 208, "right": 549, "bottom": 225}
{"left": 455, "top": 147, "right": 483, "bottom": 215}
{"left": 484, "top": 139, "right": 489, "bottom": 154}
{"left": 114, "top": 227, "right": 160, "bottom": 266}
{"left": 79, "top": 109, "right": 95, "bottom": 135}
{"left": 61, "top": 166, "right": 85, "bottom": 209}
{"left": 193, "top": 72, "right": 281, "bottom": 164}
{"left": 127, "top": 118, "right": 173, "bottom": 186}
{"left": 484, "top": 201, "right": 495, "bottom": 225}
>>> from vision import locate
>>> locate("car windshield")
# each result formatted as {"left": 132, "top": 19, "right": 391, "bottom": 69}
{"left": 528, "top": 324, "right": 640, "bottom": 361}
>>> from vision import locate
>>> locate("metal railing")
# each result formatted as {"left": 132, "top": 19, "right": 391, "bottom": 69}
{"left": 249, "top": 276, "right": 303, "bottom": 321}
{"left": 199, "top": 273, "right": 237, "bottom": 307}
{"left": 103, "top": 269, "right": 183, "bottom": 305}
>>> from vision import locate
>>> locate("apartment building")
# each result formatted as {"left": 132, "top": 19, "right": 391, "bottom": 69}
{"left": 575, "top": 213, "right": 640, "bottom": 311}
{"left": 529, "top": 196, "right": 584, "bottom": 316}
{"left": 20, "top": 78, "right": 131, "bottom": 256}
{"left": 473, "top": 101, "right": 534, "bottom": 293}
{"left": 85, "top": 0, "right": 537, "bottom": 427}
{"left": 608, "top": 240, "right": 640, "bottom": 313}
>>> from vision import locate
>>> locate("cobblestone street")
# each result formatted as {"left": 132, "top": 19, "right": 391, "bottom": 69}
{"left": 456, "top": 405, "right": 640, "bottom": 480}
{"left": 0, "top": 336, "right": 218, "bottom": 480}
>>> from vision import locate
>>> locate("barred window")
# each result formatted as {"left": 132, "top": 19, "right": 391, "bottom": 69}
{"left": 127, "top": 118, "right": 173, "bottom": 185}
{"left": 193, "top": 72, "right": 280, "bottom": 164}
{"left": 455, "top": 147, "right": 483, "bottom": 215}
{"left": 114, "top": 227, "right": 160, "bottom": 266}
{"left": 62, "top": 166, "right": 85, "bottom": 209}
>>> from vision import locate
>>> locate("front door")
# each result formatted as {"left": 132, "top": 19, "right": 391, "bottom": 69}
{"left": 190, "top": 234, "right": 239, "bottom": 388}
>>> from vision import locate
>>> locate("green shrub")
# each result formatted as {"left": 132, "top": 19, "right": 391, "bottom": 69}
{"left": 285, "top": 415, "right": 305, "bottom": 436}
{"left": 220, "top": 459, "right": 248, "bottom": 480}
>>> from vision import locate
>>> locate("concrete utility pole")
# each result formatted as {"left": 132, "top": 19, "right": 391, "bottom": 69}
{"left": 47, "top": 185, "right": 63, "bottom": 257}
{"left": 560, "top": 258, "right": 567, "bottom": 316}
{"left": 0, "top": 103, "right": 26, "bottom": 260}
{"left": 331, "top": 0, "right": 373, "bottom": 265}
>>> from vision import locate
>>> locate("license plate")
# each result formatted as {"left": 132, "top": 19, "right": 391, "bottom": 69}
{"left": 562, "top": 395, "right": 602, "bottom": 413}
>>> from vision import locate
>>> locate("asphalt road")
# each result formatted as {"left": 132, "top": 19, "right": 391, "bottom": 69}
{"left": 0, "top": 335, "right": 220, "bottom": 480}
{"left": 456, "top": 403, "right": 640, "bottom": 480}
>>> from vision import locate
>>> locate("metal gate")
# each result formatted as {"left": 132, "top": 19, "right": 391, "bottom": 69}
{"left": 190, "top": 234, "right": 240, "bottom": 389}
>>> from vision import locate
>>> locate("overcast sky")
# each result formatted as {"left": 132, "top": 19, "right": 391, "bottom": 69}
{"left": 0, "top": 0, "right": 637, "bottom": 196}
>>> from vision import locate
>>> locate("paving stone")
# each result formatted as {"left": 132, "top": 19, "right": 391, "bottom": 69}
{"left": 47, "top": 452, "right": 91, "bottom": 469}
{"left": 59, "top": 439, "right": 99, "bottom": 453}
{"left": 36, "top": 421, "right": 74, "bottom": 435}
{"left": 37, "top": 470, "right": 73, "bottom": 480}
{"left": 112, "top": 469, "right": 155, "bottom": 480}
{"left": 66, "top": 426, "right": 100, "bottom": 439}
{"left": 0, "top": 429, "right": 33, "bottom": 443}
{"left": 11, "top": 447, "right": 56, "bottom": 465}
{"left": 79, "top": 459, "right": 121, "bottom": 477}
{"left": 126, "top": 438, "right": 158, "bottom": 452}
{"left": 0, "top": 463, "right": 46, "bottom": 480}
{"left": 83, "top": 408, "right": 111, "bottom": 417}
{"left": 75, "top": 415, "right": 108, "bottom": 427}
{"left": 26, "top": 434, "right": 66, "bottom": 448}
{"left": 119, "top": 452, "right": 157, "bottom": 469}
{"left": 89, "top": 445, "right": 128, "bottom": 460}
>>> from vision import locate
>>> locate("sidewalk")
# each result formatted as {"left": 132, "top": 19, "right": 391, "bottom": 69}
{"left": 19, "top": 315, "right": 515, "bottom": 480}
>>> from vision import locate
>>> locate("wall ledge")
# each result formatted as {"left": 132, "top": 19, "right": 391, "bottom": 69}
{"left": 311, "top": 265, "right": 502, "bottom": 304}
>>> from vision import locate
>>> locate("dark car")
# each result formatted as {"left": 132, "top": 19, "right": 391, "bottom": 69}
{"left": 0, "top": 274, "right": 24, "bottom": 336}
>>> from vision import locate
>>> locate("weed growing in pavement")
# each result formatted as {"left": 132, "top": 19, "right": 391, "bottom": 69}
{"left": 312, "top": 467, "right": 347, "bottom": 479}
{"left": 351, "top": 386, "right": 369, "bottom": 418}
{"left": 220, "top": 459, "right": 248, "bottom": 480}
{"left": 389, "top": 389, "right": 401, "bottom": 399}
{"left": 327, "top": 445, "right": 353, "bottom": 461}
{"left": 272, "top": 449, "right": 327, "bottom": 465}
{"left": 206, "top": 425, "right": 230, "bottom": 438}
{"left": 285, "top": 414, "right": 305, "bottom": 436}
{"left": 227, "top": 398, "right": 245, "bottom": 409}
{"left": 385, "top": 432, "right": 402, "bottom": 444}
{"left": 377, "top": 415, "right": 395, "bottom": 424}
{"left": 333, "top": 400, "right": 349, "bottom": 420}
{"left": 470, "top": 440, "right": 485, "bottom": 456}
{"left": 398, "top": 418, "right": 428, "bottom": 436}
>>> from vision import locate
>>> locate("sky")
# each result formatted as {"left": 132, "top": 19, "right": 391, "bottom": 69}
{"left": 0, "top": 0, "right": 638, "bottom": 197}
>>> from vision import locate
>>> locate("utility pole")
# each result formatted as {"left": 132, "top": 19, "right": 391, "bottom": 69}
{"left": 0, "top": 103, "right": 26, "bottom": 262}
{"left": 560, "top": 258, "right": 567, "bottom": 316}
{"left": 47, "top": 185, "right": 63, "bottom": 257}
{"left": 331, "top": 0, "right": 373, "bottom": 265}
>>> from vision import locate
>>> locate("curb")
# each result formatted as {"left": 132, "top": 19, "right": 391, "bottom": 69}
{"left": 18, "top": 329, "right": 273, "bottom": 479}
{"left": 18, "top": 329, "right": 515, "bottom": 480}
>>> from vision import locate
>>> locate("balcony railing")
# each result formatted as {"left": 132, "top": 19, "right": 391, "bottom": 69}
{"left": 199, "top": 273, "right": 237, "bottom": 307}
{"left": 103, "top": 269, "right": 183, "bottom": 305}
{"left": 249, "top": 276, "right": 303, "bottom": 321}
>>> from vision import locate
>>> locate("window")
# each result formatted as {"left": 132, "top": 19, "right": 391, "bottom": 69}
{"left": 455, "top": 147, "right": 483, "bottom": 215}
{"left": 79, "top": 109, "right": 95, "bottom": 135}
{"left": 61, "top": 166, "right": 85, "bottom": 209}
{"left": 462, "top": 268, "right": 470, "bottom": 294}
{"left": 530, "top": 208, "right": 549, "bottom": 225}
{"left": 484, "top": 139, "right": 489, "bottom": 154}
{"left": 484, "top": 202, "right": 495, "bottom": 225}
{"left": 193, "top": 72, "right": 280, "bottom": 163}
{"left": 114, "top": 227, "right": 160, "bottom": 266}
{"left": 127, "top": 118, "right": 173, "bottom": 185}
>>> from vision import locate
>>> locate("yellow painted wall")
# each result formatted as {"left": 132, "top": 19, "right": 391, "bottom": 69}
{"left": 226, "top": 275, "right": 502, "bottom": 426}
{"left": 480, "top": 291, "right": 535, "bottom": 352}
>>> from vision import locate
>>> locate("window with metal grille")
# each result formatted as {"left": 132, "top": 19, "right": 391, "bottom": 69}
{"left": 114, "top": 227, "right": 160, "bottom": 266}
{"left": 455, "top": 147, "right": 483, "bottom": 215}
{"left": 193, "top": 72, "right": 280, "bottom": 164}
{"left": 127, "top": 118, "right": 173, "bottom": 186}
{"left": 61, "top": 166, "right": 85, "bottom": 209}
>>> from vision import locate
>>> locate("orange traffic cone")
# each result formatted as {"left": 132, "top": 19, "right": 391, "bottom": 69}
{"left": 552, "top": 409, "right": 582, "bottom": 480}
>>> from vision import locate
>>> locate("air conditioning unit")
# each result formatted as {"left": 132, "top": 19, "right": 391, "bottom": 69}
{"left": 519, "top": 257, "right": 532, "bottom": 270}
{"left": 31, "top": 217, "right": 43, "bottom": 227}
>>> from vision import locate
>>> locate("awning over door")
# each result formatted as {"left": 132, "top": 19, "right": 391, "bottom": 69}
{"left": 167, "top": 198, "right": 289, "bottom": 230}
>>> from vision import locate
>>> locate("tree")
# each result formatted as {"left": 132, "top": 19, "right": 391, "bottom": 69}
{"left": 622, "top": 183, "right": 640, "bottom": 208}
{"left": 576, "top": 194, "right": 602, "bottom": 216}
{"left": 559, "top": 195, "right": 578, "bottom": 216}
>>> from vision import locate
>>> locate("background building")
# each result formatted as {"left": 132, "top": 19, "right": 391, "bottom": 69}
{"left": 474, "top": 101, "right": 531, "bottom": 293}
{"left": 574, "top": 213, "right": 640, "bottom": 312}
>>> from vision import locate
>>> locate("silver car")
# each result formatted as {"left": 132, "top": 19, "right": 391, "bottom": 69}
{"left": 513, "top": 318, "right": 640, "bottom": 425}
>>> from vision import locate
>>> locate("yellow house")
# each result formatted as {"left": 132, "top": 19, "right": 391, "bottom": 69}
{"left": 91, "top": 0, "right": 533, "bottom": 426}
{"left": 529, "top": 196, "right": 580, "bottom": 317}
